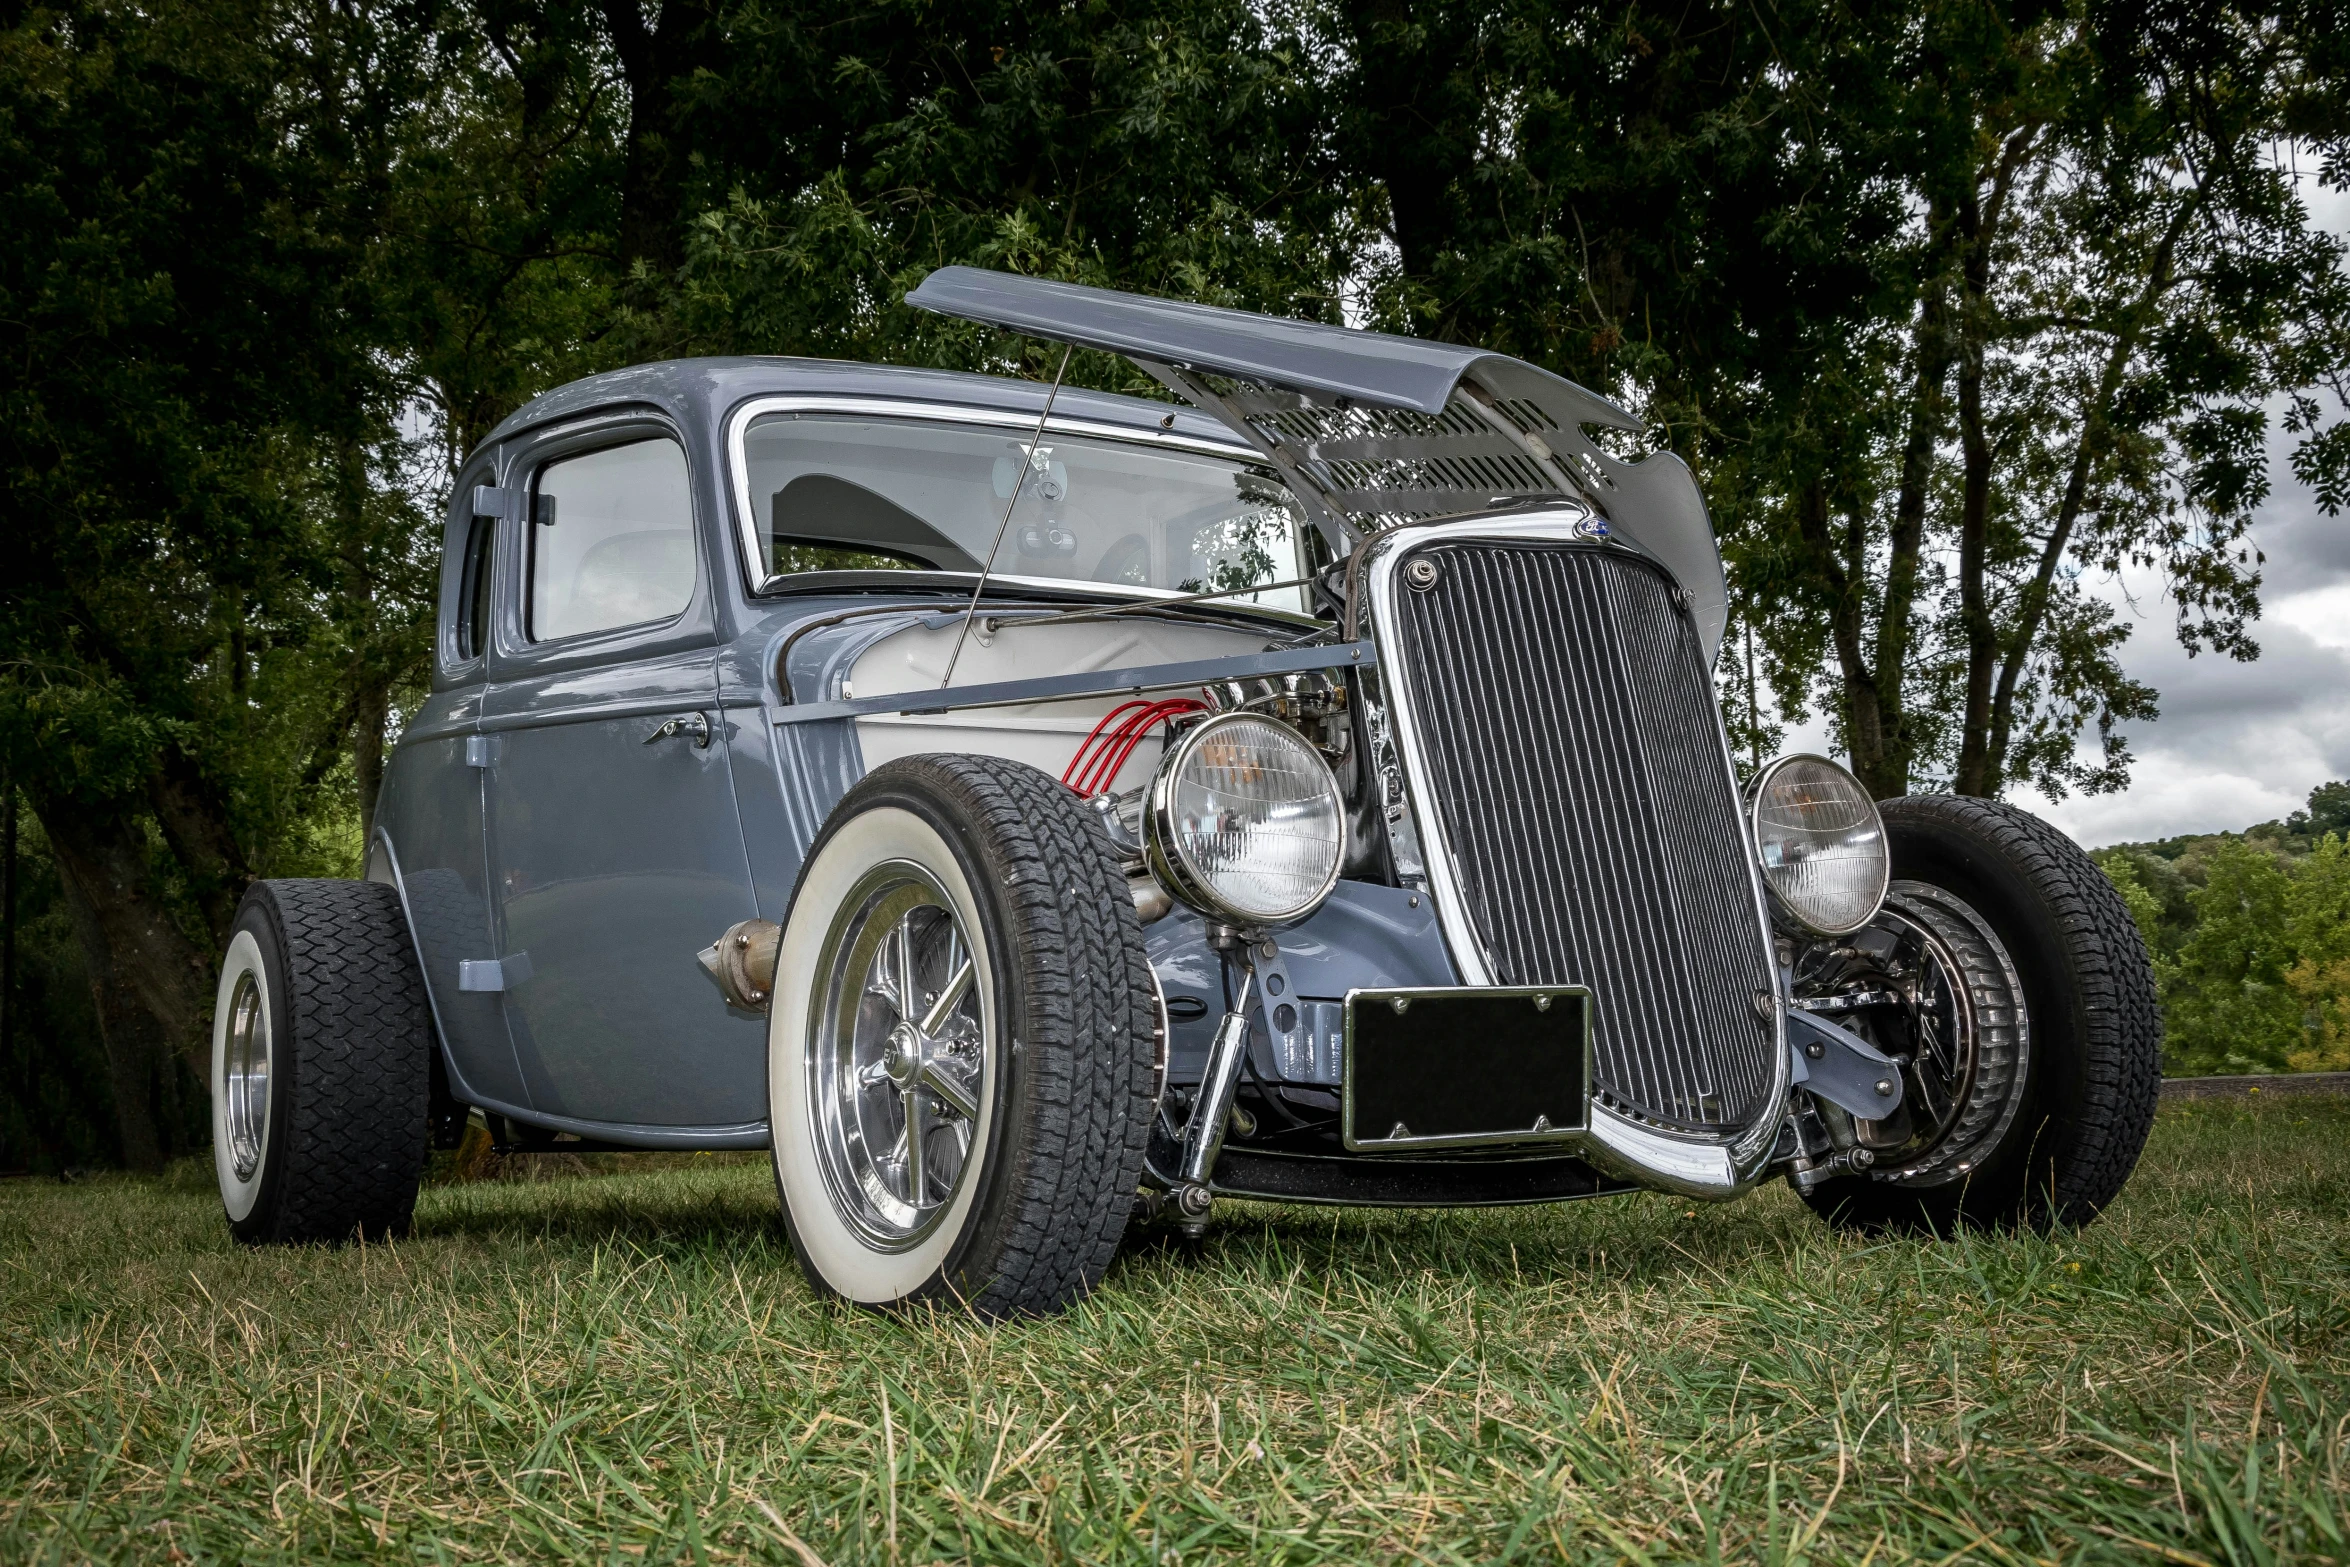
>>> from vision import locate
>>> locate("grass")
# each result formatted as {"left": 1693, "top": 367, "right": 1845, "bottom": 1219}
{"left": 3, "top": 1101, "right": 2348, "bottom": 1565}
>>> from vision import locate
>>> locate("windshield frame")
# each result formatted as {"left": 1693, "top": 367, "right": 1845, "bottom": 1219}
{"left": 723, "top": 394, "right": 1314, "bottom": 613}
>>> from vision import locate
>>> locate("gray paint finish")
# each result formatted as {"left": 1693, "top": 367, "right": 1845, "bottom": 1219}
{"left": 906, "top": 267, "right": 1634, "bottom": 423}
{"left": 905, "top": 267, "right": 1732, "bottom": 660}
{"left": 375, "top": 341, "right": 1511, "bottom": 1144}
{"left": 484, "top": 643, "right": 765, "bottom": 1124}
{"left": 1147, "top": 881, "right": 1458, "bottom": 1091}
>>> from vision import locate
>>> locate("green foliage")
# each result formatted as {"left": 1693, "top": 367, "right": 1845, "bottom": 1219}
{"left": 2160, "top": 839, "right": 2306, "bottom": 1072}
{"left": 0, "top": 0, "right": 472, "bottom": 1165}
{"left": 2287, "top": 779, "right": 2350, "bottom": 839}
{"left": 2095, "top": 778, "right": 2350, "bottom": 1074}
{"left": 6, "top": 1100, "right": 2350, "bottom": 1559}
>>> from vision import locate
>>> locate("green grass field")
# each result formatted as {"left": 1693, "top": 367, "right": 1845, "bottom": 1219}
{"left": 4, "top": 1099, "right": 2346, "bottom": 1565}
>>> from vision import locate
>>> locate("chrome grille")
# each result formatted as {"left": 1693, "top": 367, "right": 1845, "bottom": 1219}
{"left": 1385, "top": 540, "right": 1777, "bottom": 1133}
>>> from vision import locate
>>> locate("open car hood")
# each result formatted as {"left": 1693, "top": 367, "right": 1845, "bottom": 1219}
{"left": 906, "top": 266, "right": 1729, "bottom": 661}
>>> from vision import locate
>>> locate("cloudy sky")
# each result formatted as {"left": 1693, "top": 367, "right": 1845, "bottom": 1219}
{"left": 1783, "top": 175, "right": 2349, "bottom": 850}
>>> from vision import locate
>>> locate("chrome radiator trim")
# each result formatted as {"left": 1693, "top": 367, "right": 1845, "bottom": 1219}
{"left": 1360, "top": 515, "right": 1788, "bottom": 1190}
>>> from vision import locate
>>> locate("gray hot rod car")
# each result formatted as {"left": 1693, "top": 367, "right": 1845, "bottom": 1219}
{"left": 209, "top": 269, "right": 2162, "bottom": 1314}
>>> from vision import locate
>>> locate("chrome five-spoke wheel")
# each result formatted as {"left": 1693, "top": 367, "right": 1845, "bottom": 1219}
{"left": 809, "top": 864, "right": 990, "bottom": 1250}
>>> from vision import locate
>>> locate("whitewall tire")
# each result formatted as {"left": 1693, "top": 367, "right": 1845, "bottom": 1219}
{"left": 768, "top": 755, "right": 1158, "bottom": 1317}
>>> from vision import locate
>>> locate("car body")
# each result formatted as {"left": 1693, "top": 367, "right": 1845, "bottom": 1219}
{"left": 247, "top": 269, "right": 2155, "bottom": 1297}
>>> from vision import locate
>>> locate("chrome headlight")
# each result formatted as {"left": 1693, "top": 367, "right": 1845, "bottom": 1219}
{"left": 1144, "top": 713, "right": 1344, "bottom": 928}
{"left": 1749, "top": 754, "right": 1889, "bottom": 936}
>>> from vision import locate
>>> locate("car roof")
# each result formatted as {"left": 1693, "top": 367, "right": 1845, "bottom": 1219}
{"left": 473, "top": 355, "right": 1251, "bottom": 458}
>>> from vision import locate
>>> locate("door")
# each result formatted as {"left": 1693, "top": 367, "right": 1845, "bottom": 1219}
{"left": 483, "top": 427, "right": 767, "bottom": 1129}
{"left": 383, "top": 469, "right": 531, "bottom": 1109}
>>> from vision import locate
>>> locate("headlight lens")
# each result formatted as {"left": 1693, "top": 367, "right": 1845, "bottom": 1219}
{"left": 1750, "top": 754, "right": 1889, "bottom": 936}
{"left": 1145, "top": 713, "right": 1344, "bottom": 927}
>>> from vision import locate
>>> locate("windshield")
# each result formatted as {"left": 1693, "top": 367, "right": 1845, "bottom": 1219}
{"left": 737, "top": 411, "right": 1312, "bottom": 612}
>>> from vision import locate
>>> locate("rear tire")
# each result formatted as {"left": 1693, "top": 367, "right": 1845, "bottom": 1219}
{"left": 211, "top": 880, "right": 434, "bottom": 1244}
{"left": 768, "top": 755, "right": 1156, "bottom": 1316}
{"left": 1803, "top": 796, "right": 2161, "bottom": 1234}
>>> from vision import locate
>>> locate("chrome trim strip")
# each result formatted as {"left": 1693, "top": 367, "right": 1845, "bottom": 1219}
{"left": 1357, "top": 513, "right": 1791, "bottom": 1194}
{"left": 723, "top": 394, "right": 1260, "bottom": 598}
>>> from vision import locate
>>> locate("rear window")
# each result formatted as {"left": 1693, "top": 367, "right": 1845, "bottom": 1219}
{"left": 737, "top": 412, "right": 1310, "bottom": 611}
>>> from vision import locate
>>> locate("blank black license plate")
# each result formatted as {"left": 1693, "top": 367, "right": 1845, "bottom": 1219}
{"left": 1343, "top": 987, "right": 1592, "bottom": 1151}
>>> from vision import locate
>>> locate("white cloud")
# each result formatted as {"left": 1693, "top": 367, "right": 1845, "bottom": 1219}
{"left": 1741, "top": 153, "right": 2349, "bottom": 847}
{"left": 1771, "top": 389, "right": 2350, "bottom": 848}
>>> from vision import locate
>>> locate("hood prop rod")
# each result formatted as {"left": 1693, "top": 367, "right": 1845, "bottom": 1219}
{"left": 939, "top": 344, "right": 1073, "bottom": 690}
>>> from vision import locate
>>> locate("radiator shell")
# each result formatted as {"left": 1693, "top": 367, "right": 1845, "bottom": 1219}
{"left": 1377, "top": 535, "right": 1780, "bottom": 1136}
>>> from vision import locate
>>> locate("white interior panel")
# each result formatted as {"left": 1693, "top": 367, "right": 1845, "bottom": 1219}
{"left": 851, "top": 617, "right": 1273, "bottom": 792}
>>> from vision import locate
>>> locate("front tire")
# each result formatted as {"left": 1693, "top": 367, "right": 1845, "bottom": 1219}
{"left": 1803, "top": 796, "right": 2161, "bottom": 1234}
{"left": 212, "top": 879, "right": 434, "bottom": 1244}
{"left": 769, "top": 755, "right": 1156, "bottom": 1316}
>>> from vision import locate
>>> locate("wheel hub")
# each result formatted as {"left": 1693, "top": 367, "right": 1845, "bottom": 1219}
{"left": 808, "top": 866, "right": 990, "bottom": 1250}
{"left": 882, "top": 1022, "right": 924, "bottom": 1086}
{"left": 223, "top": 972, "right": 270, "bottom": 1181}
{"left": 1793, "top": 879, "right": 2029, "bottom": 1186}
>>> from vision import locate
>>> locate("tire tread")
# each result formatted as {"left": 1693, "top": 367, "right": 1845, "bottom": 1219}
{"left": 1807, "top": 795, "right": 2160, "bottom": 1232}
{"left": 796, "top": 756, "right": 1155, "bottom": 1317}
{"left": 236, "top": 879, "right": 433, "bottom": 1244}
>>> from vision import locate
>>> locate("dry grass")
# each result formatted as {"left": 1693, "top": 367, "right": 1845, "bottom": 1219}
{"left": 3, "top": 1098, "right": 2347, "bottom": 1564}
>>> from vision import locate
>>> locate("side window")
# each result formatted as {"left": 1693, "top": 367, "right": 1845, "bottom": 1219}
{"left": 456, "top": 514, "right": 497, "bottom": 662}
{"left": 528, "top": 437, "right": 696, "bottom": 642}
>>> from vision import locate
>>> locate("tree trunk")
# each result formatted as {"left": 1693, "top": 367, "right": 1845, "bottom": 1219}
{"left": 1982, "top": 187, "right": 2202, "bottom": 785}
{"left": 1336, "top": 0, "right": 1481, "bottom": 336}
{"left": 1792, "top": 475, "right": 1887, "bottom": 795}
{"left": 355, "top": 683, "right": 388, "bottom": 847}
{"left": 1951, "top": 293, "right": 1997, "bottom": 797}
{"left": 148, "top": 746, "right": 247, "bottom": 945}
{"left": 37, "top": 800, "right": 213, "bottom": 1089}
{"left": 600, "top": 0, "right": 716, "bottom": 277}
{"left": 1949, "top": 126, "right": 2038, "bottom": 797}
{"left": 1864, "top": 276, "right": 1952, "bottom": 800}
{"left": 40, "top": 804, "right": 208, "bottom": 1171}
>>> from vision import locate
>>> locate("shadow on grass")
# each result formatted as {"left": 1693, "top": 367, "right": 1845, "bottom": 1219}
{"left": 1103, "top": 1185, "right": 1844, "bottom": 1299}
{"left": 410, "top": 1163, "right": 793, "bottom": 1258}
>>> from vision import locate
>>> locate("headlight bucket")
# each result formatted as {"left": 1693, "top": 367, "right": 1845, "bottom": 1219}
{"left": 1749, "top": 754, "right": 1890, "bottom": 937}
{"left": 1144, "top": 713, "right": 1345, "bottom": 929}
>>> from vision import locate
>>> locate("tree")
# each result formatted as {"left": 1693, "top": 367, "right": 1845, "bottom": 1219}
{"left": 1738, "top": 1, "right": 2350, "bottom": 799}
{"left": 663, "top": 0, "right": 1354, "bottom": 370}
{"left": 1303, "top": 0, "right": 2350, "bottom": 801}
{"left": 0, "top": 0, "right": 450, "bottom": 1164}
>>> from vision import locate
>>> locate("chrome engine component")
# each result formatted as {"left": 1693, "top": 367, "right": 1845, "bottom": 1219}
{"left": 1175, "top": 967, "right": 1257, "bottom": 1235}
{"left": 698, "top": 918, "right": 781, "bottom": 1009}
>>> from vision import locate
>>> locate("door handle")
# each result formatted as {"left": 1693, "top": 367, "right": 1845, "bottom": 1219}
{"left": 645, "top": 711, "right": 713, "bottom": 749}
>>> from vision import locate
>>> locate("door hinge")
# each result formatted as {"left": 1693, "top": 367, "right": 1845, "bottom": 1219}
{"left": 458, "top": 952, "right": 532, "bottom": 992}
{"left": 465, "top": 734, "right": 499, "bottom": 768}
{"left": 472, "top": 485, "right": 524, "bottom": 522}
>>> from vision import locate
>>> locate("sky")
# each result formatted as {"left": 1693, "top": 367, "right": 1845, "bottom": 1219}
{"left": 1785, "top": 174, "right": 2350, "bottom": 851}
